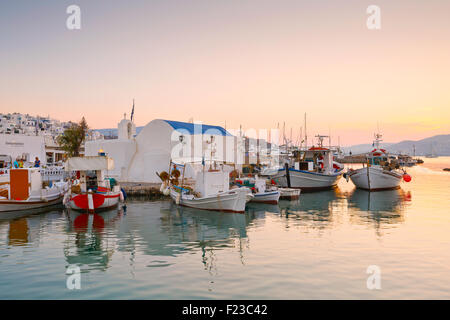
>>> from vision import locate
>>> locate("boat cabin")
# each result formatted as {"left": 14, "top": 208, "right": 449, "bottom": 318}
{"left": 168, "top": 160, "right": 232, "bottom": 198}
{"left": 367, "top": 149, "right": 389, "bottom": 166}
{"left": 0, "top": 168, "right": 42, "bottom": 200}
{"left": 290, "top": 147, "right": 337, "bottom": 173}
{"left": 65, "top": 156, "right": 115, "bottom": 193}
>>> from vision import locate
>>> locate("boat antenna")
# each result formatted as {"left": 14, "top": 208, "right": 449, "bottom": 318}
{"left": 290, "top": 127, "right": 292, "bottom": 148}
{"left": 328, "top": 125, "right": 331, "bottom": 149}
{"left": 304, "top": 113, "right": 307, "bottom": 149}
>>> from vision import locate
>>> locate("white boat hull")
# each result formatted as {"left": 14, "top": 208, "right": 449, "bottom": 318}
{"left": 251, "top": 190, "right": 281, "bottom": 204}
{"left": 348, "top": 167, "right": 402, "bottom": 191}
{"left": 276, "top": 169, "right": 342, "bottom": 191}
{"left": 0, "top": 194, "right": 64, "bottom": 212}
{"left": 170, "top": 187, "right": 249, "bottom": 213}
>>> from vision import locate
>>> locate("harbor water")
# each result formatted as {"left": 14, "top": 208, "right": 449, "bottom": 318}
{"left": 0, "top": 157, "right": 449, "bottom": 299}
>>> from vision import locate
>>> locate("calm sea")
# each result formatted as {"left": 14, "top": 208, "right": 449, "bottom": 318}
{"left": 1, "top": 157, "right": 449, "bottom": 299}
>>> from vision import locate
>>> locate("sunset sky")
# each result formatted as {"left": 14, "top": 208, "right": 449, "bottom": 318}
{"left": 1, "top": 0, "right": 449, "bottom": 145}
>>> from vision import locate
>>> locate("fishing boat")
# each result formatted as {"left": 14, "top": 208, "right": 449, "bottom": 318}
{"left": 0, "top": 168, "right": 68, "bottom": 212}
{"left": 344, "top": 134, "right": 411, "bottom": 191}
{"left": 160, "top": 160, "right": 250, "bottom": 213}
{"left": 64, "top": 156, "right": 123, "bottom": 212}
{"left": 268, "top": 135, "right": 344, "bottom": 191}
{"left": 235, "top": 176, "right": 281, "bottom": 204}
{"left": 396, "top": 154, "right": 417, "bottom": 167}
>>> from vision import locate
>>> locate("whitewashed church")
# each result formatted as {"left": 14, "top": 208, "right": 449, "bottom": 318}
{"left": 85, "top": 116, "right": 242, "bottom": 183}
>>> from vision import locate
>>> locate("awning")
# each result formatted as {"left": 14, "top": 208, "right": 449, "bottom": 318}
{"left": 64, "top": 156, "right": 114, "bottom": 171}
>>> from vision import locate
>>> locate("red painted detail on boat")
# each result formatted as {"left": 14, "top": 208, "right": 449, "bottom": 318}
{"left": 309, "top": 147, "right": 329, "bottom": 151}
{"left": 103, "top": 194, "right": 119, "bottom": 199}
{"left": 72, "top": 193, "right": 105, "bottom": 209}
{"left": 69, "top": 203, "right": 119, "bottom": 213}
{"left": 92, "top": 194, "right": 105, "bottom": 208}
{"left": 72, "top": 194, "right": 88, "bottom": 209}
{"left": 96, "top": 186, "right": 110, "bottom": 193}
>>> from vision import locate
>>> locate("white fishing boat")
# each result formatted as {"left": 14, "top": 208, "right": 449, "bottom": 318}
{"left": 161, "top": 160, "right": 250, "bottom": 213}
{"left": 64, "top": 156, "right": 124, "bottom": 212}
{"left": 235, "top": 176, "right": 281, "bottom": 204}
{"left": 0, "top": 168, "right": 68, "bottom": 212}
{"left": 270, "top": 135, "right": 344, "bottom": 191}
{"left": 344, "top": 134, "right": 411, "bottom": 191}
{"left": 396, "top": 154, "right": 417, "bottom": 167}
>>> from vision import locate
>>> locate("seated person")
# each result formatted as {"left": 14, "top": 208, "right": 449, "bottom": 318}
{"left": 34, "top": 157, "right": 41, "bottom": 167}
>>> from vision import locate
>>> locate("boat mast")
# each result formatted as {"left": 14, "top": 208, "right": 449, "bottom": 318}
{"left": 373, "top": 133, "right": 382, "bottom": 149}
{"left": 304, "top": 113, "right": 307, "bottom": 149}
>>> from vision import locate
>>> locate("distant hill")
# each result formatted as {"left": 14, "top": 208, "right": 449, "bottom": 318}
{"left": 342, "top": 134, "right": 450, "bottom": 156}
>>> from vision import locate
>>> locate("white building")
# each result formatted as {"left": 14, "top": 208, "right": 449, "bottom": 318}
{"left": 0, "top": 112, "right": 99, "bottom": 166}
{"left": 0, "top": 134, "right": 46, "bottom": 165}
{"left": 85, "top": 118, "right": 241, "bottom": 183}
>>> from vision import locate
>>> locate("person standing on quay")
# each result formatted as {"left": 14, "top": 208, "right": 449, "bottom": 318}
{"left": 13, "top": 158, "right": 20, "bottom": 168}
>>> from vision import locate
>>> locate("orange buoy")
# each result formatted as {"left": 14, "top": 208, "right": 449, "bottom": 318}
{"left": 403, "top": 174, "right": 412, "bottom": 182}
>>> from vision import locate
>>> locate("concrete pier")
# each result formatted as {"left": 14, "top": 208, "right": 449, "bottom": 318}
{"left": 120, "top": 182, "right": 167, "bottom": 200}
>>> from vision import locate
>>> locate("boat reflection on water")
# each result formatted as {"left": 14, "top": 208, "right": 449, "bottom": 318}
{"left": 347, "top": 188, "right": 411, "bottom": 229}
{"left": 273, "top": 189, "right": 347, "bottom": 229}
{"left": 61, "top": 201, "right": 266, "bottom": 273}
{"left": 246, "top": 202, "right": 280, "bottom": 220}
{"left": 0, "top": 203, "right": 64, "bottom": 222}
{"left": 0, "top": 206, "right": 64, "bottom": 247}
{"left": 64, "top": 207, "right": 126, "bottom": 271}
{"left": 158, "top": 203, "right": 262, "bottom": 270}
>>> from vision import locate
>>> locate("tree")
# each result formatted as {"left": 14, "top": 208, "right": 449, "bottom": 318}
{"left": 57, "top": 117, "right": 89, "bottom": 157}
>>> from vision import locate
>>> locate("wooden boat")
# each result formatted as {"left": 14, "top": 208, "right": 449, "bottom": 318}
{"left": 64, "top": 156, "right": 123, "bottom": 212}
{"left": 161, "top": 160, "right": 250, "bottom": 213}
{"left": 0, "top": 168, "right": 67, "bottom": 212}
{"left": 344, "top": 134, "right": 411, "bottom": 191}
